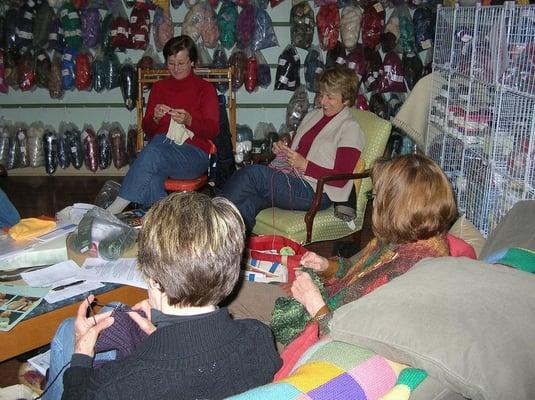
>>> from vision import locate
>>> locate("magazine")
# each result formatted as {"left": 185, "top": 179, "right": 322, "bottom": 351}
{"left": 0, "top": 284, "right": 49, "bottom": 331}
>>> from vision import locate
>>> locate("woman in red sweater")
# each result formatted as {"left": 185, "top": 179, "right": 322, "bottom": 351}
{"left": 106, "top": 35, "right": 219, "bottom": 213}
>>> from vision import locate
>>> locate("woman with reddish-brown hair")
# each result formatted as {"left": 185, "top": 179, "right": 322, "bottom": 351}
{"left": 227, "top": 153, "right": 458, "bottom": 345}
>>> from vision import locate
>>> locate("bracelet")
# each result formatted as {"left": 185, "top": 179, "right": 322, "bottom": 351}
{"left": 312, "top": 304, "right": 330, "bottom": 322}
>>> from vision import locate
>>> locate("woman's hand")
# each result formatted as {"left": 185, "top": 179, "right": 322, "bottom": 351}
{"left": 291, "top": 273, "right": 326, "bottom": 317}
{"left": 153, "top": 104, "right": 171, "bottom": 121}
{"left": 128, "top": 299, "right": 156, "bottom": 335}
{"left": 272, "top": 140, "right": 287, "bottom": 155}
{"left": 286, "top": 148, "right": 308, "bottom": 173}
{"left": 73, "top": 295, "right": 114, "bottom": 357}
{"left": 169, "top": 109, "right": 192, "bottom": 126}
{"left": 300, "top": 251, "right": 329, "bottom": 272}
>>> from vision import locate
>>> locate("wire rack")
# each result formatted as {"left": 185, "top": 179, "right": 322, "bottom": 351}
{"left": 426, "top": 2, "right": 535, "bottom": 237}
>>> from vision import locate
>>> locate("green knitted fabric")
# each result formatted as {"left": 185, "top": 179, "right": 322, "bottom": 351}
{"left": 270, "top": 268, "right": 329, "bottom": 345}
{"left": 397, "top": 368, "right": 428, "bottom": 390}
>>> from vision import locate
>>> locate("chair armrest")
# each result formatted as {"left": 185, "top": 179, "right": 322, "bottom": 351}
{"left": 304, "top": 170, "right": 371, "bottom": 243}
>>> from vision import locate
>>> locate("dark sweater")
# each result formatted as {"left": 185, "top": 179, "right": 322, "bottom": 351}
{"left": 62, "top": 308, "right": 281, "bottom": 400}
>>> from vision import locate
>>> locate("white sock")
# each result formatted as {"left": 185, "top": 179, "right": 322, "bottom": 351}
{"left": 106, "top": 196, "right": 131, "bottom": 214}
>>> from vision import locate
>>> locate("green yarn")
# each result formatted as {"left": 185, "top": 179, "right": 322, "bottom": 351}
{"left": 397, "top": 368, "right": 428, "bottom": 390}
{"left": 270, "top": 268, "right": 328, "bottom": 345}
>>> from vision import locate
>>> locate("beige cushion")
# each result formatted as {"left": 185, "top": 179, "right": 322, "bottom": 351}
{"left": 330, "top": 257, "right": 535, "bottom": 400}
{"left": 448, "top": 215, "right": 485, "bottom": 257}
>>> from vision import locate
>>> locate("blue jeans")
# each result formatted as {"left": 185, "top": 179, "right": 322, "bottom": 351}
{"left": 43, "top": 306, "right": 117, "bottom": 400}
{"left": 119, "top": 135, "right": 209, "bottom": 207}
{"left": 220, "top": 164, "right": 331, "bottom": 233}
{"left": 0, "top": 189, "right": 20, "bottom": 228}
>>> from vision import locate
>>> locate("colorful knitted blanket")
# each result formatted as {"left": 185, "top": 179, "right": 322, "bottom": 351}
{"left": 227, "top": 338, "right": 427, "bottom": 399}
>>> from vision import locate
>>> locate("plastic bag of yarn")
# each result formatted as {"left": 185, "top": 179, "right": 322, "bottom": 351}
{"left": 325, "top": 41, "right": 347, "bottom": 69}
{"left": 255, "top": 50, "right": 271, "bottom": 89}
{"left": 304, "top": 46, "right": 324, "bottom": 93}
{"left": 217, "top": 2, "right": 238, "bottom": 49}
{"left": 72, "top": 0, "right": 89, "bottom": 8}
{"left": 252, "top": 7, "right": 278, "bottom": 52}
{"left": 183, "top": 0, "right": 201, "bottom": 8}
{"left": 48, "top": 50, "right": 64, "bottom": 98}
{"left": 92, "top": 51, "right": 106, "bottom": 92}
{"left": 316, "top": 4, "right": 340, "bottom": 51}
{"left": 97, "top": 125, "right": 112, "bottom": 170}
{"left": 81, "top": 126, "right": 99, "bottom": 172}
{"left": 110, "top": 15, "right": 129, "bottom": 50}
{"left": 274, "top": 45, "right": 300, "bottom": 92}
{"left": 105, "top": 0, "right": 129, "bottom": 18}
{"left": 393, "top": 4, "right": 415, "bottom": 55}
{"left": 4, "top": 9, "right": 18, "bottom": 52}
{"left": 34, "top": 49, "right": 51, "bottom": 89}
{"left": 104, "top": 50, "right": 121, "bottom": 90}
{"left": 124, "top": 0, "right": 135, "bottom": 7}
{"left": 15, "top": 126, "right": 30, "bottom": 168}
{"left": 314, "top": 0, "right": 336, "bottom": 6}
{"left": 34, "top": 2, "right": 55, "bottom": 49}
{"left": 0, "top": 51, "right": 8, "bottom": 94}
{"left": 65, "top": 128, "right": 84, "bottom": 170}
{"left": 244, "top": 52, "right": 258, "bottom": 93}
{"left": 43, "top": 129, "right": 57, "bottom": 174}
{"left": 368, "top": 92, "right": 389, "bottom": 120}
{"left": 413, "top": 6, "right": 434, "bottom": 53}
{"left": 0, "top": 15, "right": 4, "bottom": 48}
{"left": 235, "top": 4, "right": 254, "bottom": 50}
{"left": 345, "top": 43, "right": 367, "bottom": 83}
{"left": 402, "top": 52, "right": 422, "bottom": 90}
{"left": 138, "top": 45, "right": 162, "bottom": 70}
{"left": 137, "top": 0, "right": 159, "bottom": 9}
{"left": 354, "top": 94, "right": 368, "bottom": 110}
{"left": 129, "top": 6, "right": 150, "bottom": 50}
{"left": 80, "top": 7, "right": 101, "bottom": 49}
{"left": 153, "top": 7, "right": 174, "bottom": 51}
{"left": 388, "top": 93, "right": 403, "bottom": 117}
{"left": 286, "top": 85, "right": 309, "bottom": 133}
{"left": 28, "top": 122, "right": 45, "bottom": 168}
{"left": 340, "top": 6, "right": 362, "bottom": 51}
{"left": 379, "top": 51, "right": 406, "bottom": 93}
{"left": 171, "top": 0, "right": 184, "bottom": 8}
{"left": 88, "top": 0, "right": 109, "bottom": 8}
{"left": 15, "top": 3, "right": 35, "bottom": 53}
{"left": 229, "top": 47, "right": 246, "bottom": 90}
{"left": 289, "top": 2, "right": 314, "bottom": 50}
{"left": 363, "top": 49, "right": 382, "bottom": 92}
{"left": 56, "top": 131, "right": 70, "bottom": 169}
{"left": 195, "top": 42, "right": 212, "bottom": 67}
{"left": 200, "top": 2, "right": 219, "bottom": 49}
{"left": 61, "top": 47, "right": 76, "bottom": 91}
{"left": 17, "top": 50, "right": 35, "bottom": 92}
{"left": 59, "top": 2, "right": 82, "bottom": 50}
{"left": 126, "top": 127, "right": 137, "bottom": 164}
{"left": 48, "top": 0, "right": 67, "bottom": 7}
{"left": 48, "top": 13, "right": 65, "bottom": 52}
{"left": 337, "top": 0, "right": 358, "bottom": 7}
{"left": 212, "top": 43, "right": 228, "bottom": 92}
{"left": 101, "top": 12, "right": 115, "bottom": 52}
{"left": 75, "top": 51, "right": 93, "bottom": 91}
{"left": 235, "top": 124, "right": 253, "bottom": 163}
{"left": 6, "top": 130, "right": 19, "bottom": 170}
{"left": 109, "top": 124, "right": 127, "bottom": 169}
{"left": 119, "top": 61, "right": 137, "bottom": 111}
{"left": 181, "top": 4, "right": 203, "bottom": 44}
{"left": 0, "top": 127, "right": 11, "bottom": 169}
{"left": 361, "top": 3, "right": 384, "bottom": 50}
{"left": 4, "top": 51, "right": 18, "bottom": 89}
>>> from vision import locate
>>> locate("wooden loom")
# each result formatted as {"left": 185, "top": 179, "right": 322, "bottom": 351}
{"left": 136, "top": 67, "right": 236, "bottom": 151}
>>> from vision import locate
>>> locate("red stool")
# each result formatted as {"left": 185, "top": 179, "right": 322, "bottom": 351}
{"left": 164, "top": 141, "right": 217, "bottom": 192}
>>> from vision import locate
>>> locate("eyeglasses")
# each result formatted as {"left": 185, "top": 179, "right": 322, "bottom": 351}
{"left": 167, "top": 59, "right": 191, "bottom": 69}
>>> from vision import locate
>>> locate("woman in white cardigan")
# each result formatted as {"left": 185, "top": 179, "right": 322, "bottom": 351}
{"left": 221, "top": 66, "right": 365, "bottom": 234}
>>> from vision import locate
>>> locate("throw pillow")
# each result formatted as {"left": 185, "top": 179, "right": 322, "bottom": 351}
{"left": 448, "top": 215, "right": 485, "bottom": 257}
{"left": 446, "top": 233, "right": 476, "bottom": 259}
{"left": 330, "top": 257, "right": 535, "bottom": 400}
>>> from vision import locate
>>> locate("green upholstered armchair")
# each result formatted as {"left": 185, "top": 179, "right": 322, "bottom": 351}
{"left": 252, "top": 109, "right": 392, "bottom": 244}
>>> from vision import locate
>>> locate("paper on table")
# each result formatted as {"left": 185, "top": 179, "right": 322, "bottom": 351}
{"left": 80, "top": 258, "right": 148, "bottom": 289}
{"left": 21, "top": 260, "right": 81, "bottom": 287}
{"left": 44, "top": 280, "right": 105, "bottom": 304}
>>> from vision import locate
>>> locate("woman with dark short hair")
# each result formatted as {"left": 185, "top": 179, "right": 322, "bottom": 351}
{"left": 45, "top": 192, "right": 281, "bottom": 400}
{"left": 105, "top": 35, "right": 219, "bottom": 214}
{"left": 221, "top": 66, "right": 365, "bottom": 234}
{"left": 227, "top": 154, "right": 458, "bottom": 343}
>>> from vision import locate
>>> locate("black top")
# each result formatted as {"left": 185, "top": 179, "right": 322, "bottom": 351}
{"left": 62, "top": 308, "right": 281, "bottom": 400}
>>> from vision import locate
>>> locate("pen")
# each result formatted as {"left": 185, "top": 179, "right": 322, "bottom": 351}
{"left": 52, "top": 280, "right": 86, "bottom": 291}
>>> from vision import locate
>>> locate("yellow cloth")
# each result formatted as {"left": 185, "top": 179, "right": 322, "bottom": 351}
{"left": 8, "top": 218, "right": 56, "bottom": 241}
{"left": 167, "top": 119, "right": 194, "bottom": 145}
